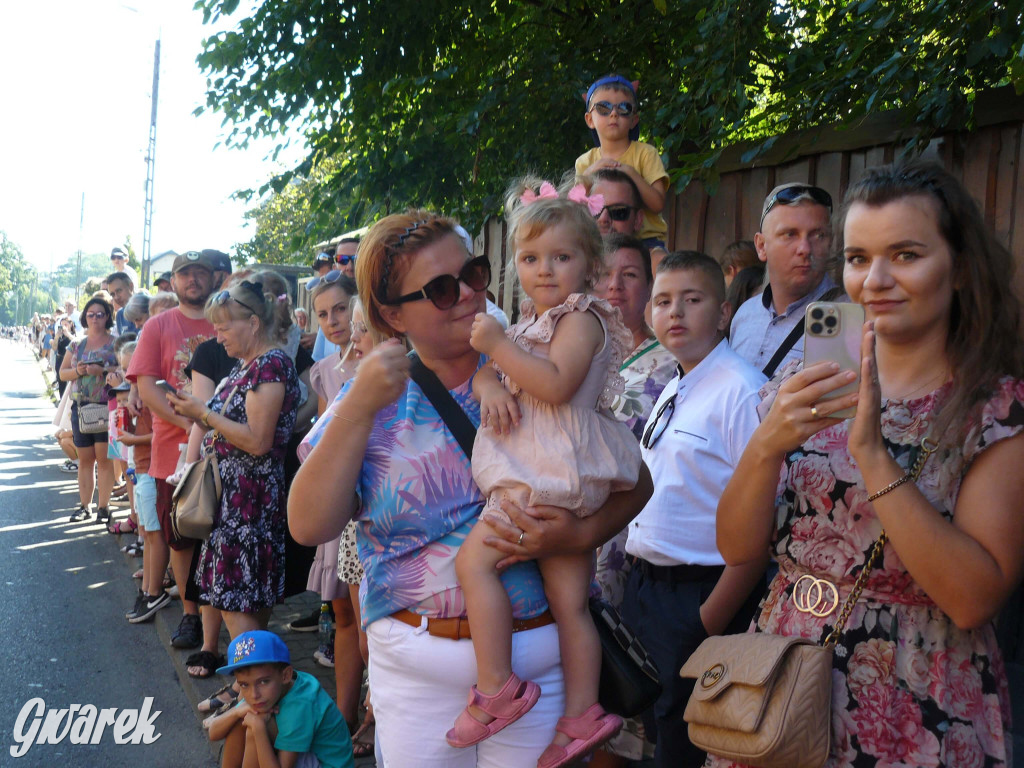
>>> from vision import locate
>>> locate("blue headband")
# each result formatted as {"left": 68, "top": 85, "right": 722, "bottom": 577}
{"left": 585, "top": 76, "right": 640, "bottom": 146}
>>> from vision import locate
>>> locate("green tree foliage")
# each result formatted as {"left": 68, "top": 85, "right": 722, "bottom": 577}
{"left": 194, "top": 0, "right": 1024, "bottom": 233}
{"left": 0, "top": 232, "right": 56, "bottom": 325}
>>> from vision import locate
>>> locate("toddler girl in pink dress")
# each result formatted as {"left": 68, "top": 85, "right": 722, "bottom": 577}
{"left": 446, "top": 178, "right": 642, "bottom": 768}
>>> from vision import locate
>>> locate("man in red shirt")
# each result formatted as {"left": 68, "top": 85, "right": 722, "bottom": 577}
{"left": 126, "top": 250, "right": 215, "bottom": 648}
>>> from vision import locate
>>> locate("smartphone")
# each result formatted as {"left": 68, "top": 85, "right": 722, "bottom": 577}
{"left": 155, "top": 379, "right": 179, "bottom": 397}
{"left": 803, "top": 301, "right": 864, "bottom": 419}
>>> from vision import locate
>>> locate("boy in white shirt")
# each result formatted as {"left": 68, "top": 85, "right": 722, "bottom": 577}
{"left": 622, "top": 251, "right": 768, "bottom": 768}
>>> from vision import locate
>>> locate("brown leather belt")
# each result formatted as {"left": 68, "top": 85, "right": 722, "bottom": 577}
{"left": 390, "top": 608, "right": 555, "bottom": 641}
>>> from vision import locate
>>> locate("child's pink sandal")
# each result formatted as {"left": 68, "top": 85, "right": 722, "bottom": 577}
{"left": 445, "top": 672, "right": 541, "bottom": 748}
{"left": 536, "top": 703, "right": 622, "bottom": 768}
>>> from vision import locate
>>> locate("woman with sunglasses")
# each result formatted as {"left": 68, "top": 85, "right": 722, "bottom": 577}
{"left": 575, "top": 74, "right": 669, "bottom": 250}
{"left": 713, "top": 161, "right": 1024, "bottom": 768}
{"left": 288, "top": 210, "right": 652, "bottom": 767}
{"left": 166, "top": 280, "right": 301, "bottom": 638}
{"left": 60, "top": 294, "right": 118, "bottom": 523}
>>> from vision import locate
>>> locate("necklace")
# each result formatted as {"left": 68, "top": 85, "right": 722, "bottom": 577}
{"left": 883, "top": 369, "right": 948, "bottom": 401}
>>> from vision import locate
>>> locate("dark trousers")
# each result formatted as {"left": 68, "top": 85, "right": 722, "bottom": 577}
{"left": 621, "top": 559, "right": 765, "bottom": 768}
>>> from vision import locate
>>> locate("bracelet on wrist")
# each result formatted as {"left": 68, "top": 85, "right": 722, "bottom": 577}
{"left": 867, "top": 473, "right": 911, "bottom": 502}
{"left": 201, "top": 410, "right": 213, "bottom": 428}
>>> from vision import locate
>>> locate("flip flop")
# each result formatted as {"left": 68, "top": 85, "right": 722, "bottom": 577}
{"left": 186, "top": 651, "right": 226, "bottom": 679}
{"left": 350, "top": 716, "right": 375, "bottom": 758}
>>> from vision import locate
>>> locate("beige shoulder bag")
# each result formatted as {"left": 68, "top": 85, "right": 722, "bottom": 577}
{"left": 679, "top": 438, "right": 937, "bottom": 768}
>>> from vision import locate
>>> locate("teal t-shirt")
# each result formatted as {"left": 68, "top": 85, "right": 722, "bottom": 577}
{"left": 273, "top": 671, "right": 353, "bottom": 768}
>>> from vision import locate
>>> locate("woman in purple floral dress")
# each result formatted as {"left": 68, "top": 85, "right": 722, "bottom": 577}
{"left": 715, "top": 161, "right": 1024, "bottom": 768}
{"left": 169, "top": 279, "right": 300, "bottom": 637}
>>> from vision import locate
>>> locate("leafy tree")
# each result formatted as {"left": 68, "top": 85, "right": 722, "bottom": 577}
{"left": 0, "top": 233, "right": 57, "bottom": 325}
{"left": 194, "top": 0, "right": 1023, "bottom": 232}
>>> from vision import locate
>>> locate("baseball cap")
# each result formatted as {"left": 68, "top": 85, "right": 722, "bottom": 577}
{"left": 111, "top": 247, "right": 128, "bottom": 261}
{"left": 312, "top": 251, "right": 333, "bottom": 268}
{"left": 154, "top": 272, "right": 172, "bottom": 286}
{"left": 202, "top": 249, "right": 232, "bottom": 273}
{"left": 171, "top": 250, "right": 213, "bottom": 274}
{"left": 217, "top": 630, "right": 292, "bottom": 675}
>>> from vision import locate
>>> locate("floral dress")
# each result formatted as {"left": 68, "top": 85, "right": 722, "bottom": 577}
{"left": 195, "top": 349, "right": 300, "bottom": 612}
{"left": 711, "top": 377, "right": 1024, "bottom": 768}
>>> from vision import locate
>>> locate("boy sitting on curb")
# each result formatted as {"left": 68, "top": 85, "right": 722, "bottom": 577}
{"left": 209, "top": 630, "right": 354, "bottom": 768}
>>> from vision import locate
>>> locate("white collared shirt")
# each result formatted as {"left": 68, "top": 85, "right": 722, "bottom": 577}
{"left": 626, "top": 339, "right": 766, "bottom": 566}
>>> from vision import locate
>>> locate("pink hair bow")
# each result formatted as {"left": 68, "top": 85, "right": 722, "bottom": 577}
{"left": 519, "top": 181, "right": 559, "bottom": 206}
{"left": 567, "top": 184, "right": 605, "bottom": 216}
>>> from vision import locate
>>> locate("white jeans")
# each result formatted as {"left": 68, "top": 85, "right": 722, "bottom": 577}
{"left": 367, "top": 616, "right": 564, "bottom": 767}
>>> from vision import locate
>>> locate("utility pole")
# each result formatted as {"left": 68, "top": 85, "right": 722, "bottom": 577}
{"left": 141, "top": 38, "right": 160, "bottom": 290}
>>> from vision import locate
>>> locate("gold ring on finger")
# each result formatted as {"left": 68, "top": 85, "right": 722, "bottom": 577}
{"left": 810, "top": 405, "right": 820, "bottom": 419}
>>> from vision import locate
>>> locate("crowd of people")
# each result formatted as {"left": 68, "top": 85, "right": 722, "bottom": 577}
{"left": 9, "top": 71, "right": 1024, "bottom": 768}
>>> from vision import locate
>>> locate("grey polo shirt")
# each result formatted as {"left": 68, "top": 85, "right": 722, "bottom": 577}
{"left": 729, "top": 276, "right": 840, "bottom": 375}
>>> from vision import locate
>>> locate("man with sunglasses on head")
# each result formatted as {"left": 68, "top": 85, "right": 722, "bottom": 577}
{"left": 729, "top": 183, "right": 843, "bottom": 378}
{"left": 125, "top": 250, "right": 215, "bottom": 648}
{"left": 576, "top": 74, "right": 669, "bottom": 250}
{"left": 312, "top": 250, "right": 334, "bottom": 278}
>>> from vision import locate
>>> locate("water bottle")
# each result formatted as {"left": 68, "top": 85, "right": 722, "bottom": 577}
{"left": 317, "top": 602, "right": 332, "bottom": 656}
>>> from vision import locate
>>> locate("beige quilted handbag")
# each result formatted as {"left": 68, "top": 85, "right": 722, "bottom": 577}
{"left": 679, "top": 634, "right": 832, "bottom": 768}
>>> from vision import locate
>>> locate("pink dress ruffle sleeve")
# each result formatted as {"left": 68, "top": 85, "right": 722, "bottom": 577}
{"left": 473, "top": 293, "right": 642, "bottom": 526}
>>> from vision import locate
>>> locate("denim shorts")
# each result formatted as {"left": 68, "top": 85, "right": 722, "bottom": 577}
{"left": 135, "top": 473, "right": 159, "bottom": 531}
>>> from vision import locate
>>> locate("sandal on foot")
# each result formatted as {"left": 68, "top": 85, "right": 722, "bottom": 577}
{"left": 351, "top": 717, "right": 375, "bottom": 758}
{"left": 445, "top": 672, "right": 541, "bottom": 748}
{"left": 132, "top": 568, "right": 144, "bottom": 580}
{"left": 107, "top": 517, "right": 138, "bottom": 535}
{"left": 186, "top": 650, "right": 225, "bottom": 679}
{"left": 536, "top": 704, "right": 622, "bottom": 768}
{"left": 198, "top": 683, "right": 238, "bottom": 712}
{"left": 69, "top": 506, "right": 90, "bottom": 523}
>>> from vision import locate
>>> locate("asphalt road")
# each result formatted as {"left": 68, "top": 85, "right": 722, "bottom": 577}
{"left": 0, "top": 340, "right": 219, "bottom": 768}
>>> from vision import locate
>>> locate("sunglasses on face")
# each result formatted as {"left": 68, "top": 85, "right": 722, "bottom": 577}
{"left": 307, "top": 270, "right": 344, "bottom": 291}
{"left": 641, "top": 393, "right": 676, "bottom": 450}
{"left": 760, "top": 185, "right": 833, "bottom": 229}
{"left": 336, "top": 255, "right": 356, "bottom": 266}
{"left": 386, "top": 255, "right": 491, "bottom": 310}
{"left": 590, "top": 100, "right": 635, "bottom": 117}
{"left": 594, "top": 203, "right": 637, "bottom": 222}
{"left": 86, "top": 311, "right": 107, "bottom": 319}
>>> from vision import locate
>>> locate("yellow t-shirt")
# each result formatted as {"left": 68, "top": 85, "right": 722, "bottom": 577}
{"left": 575, "top": 141, "right": 669, "bottom": 242}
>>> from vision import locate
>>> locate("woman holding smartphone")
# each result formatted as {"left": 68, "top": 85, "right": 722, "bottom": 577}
{"left": 165, "top": 280, "right": 301, "bottom": 638}
{"left": 60, "top": 295, "right": 118, "bottom": 523}
{"left": 713, "top": 161, "right": 1024, "bottom": 767}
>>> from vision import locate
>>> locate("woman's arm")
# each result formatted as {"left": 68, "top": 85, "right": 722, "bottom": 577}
{"left": 471, "top": 310, "right": 601, "bottom": 405}
{"left": 288, "top": 340, "right": 411, "bottom": 546}
{"left": 168, "top": 381, "right": 285, "bottom": 457}
{"left": 185, "top": 371, "right": 216, "bottom": 463}
{"left": 483, "top": 462, "right": 653, "bottom": 567}
{"left": 59, "top": 348, "right": 77, "bottom": 382}
{"left": 716, "top": 362, "right": 859, "bottom": 565}
{"left": 849, "top": 331, "right": 1024, "bottom": 628}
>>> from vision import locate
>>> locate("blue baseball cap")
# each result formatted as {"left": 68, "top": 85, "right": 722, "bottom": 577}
{"left": 585, "top": 75, "right": 640, "bottom": 146}
{"left": 217, "top": 630, "right": 292, "bottom": 675}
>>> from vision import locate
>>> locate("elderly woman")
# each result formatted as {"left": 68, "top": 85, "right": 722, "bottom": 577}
{"left": 60, "top": 295, "right": 118, "bottom": 523}
{"left": 714, "top": 161, "right": 1024, "bottom": 767}
{"left": 123, "top": 293, "right": 150, "bottom": 331}
{"left": 289, "top": 211, "right": 651, "bottom": 767}
{"left": 167, "top": 279, "right": 300, "bottom": 637}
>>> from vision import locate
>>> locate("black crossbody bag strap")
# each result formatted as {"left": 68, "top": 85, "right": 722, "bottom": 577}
{"left": 407, "top": 351, "right": 476, "bottom": 460}
{"left": 761, "top": 287, "right": 845, "bottom": 378}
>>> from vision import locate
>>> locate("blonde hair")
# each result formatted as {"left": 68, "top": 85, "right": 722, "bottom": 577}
{"left": 204, "top": 279, "right": 279, "bottom": 345}
{"left": 355, "top": 210, "right": 462, "bottom": 338}
{"left": 504, "top": 176, "right": 604, "bottom": 291}
{"left": 251, "top": 270, "right": 294, "bottom": 345}
{"left": 351, "top": 296, "right": 387, "bottom": 347}
{"left": 148, "top": 291, "right": 179, "bottom": 316}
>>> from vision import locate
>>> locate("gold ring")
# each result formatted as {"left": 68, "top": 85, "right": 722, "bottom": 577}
{"left": 810, "top": 405, "right": 820, "bottom": 419}
{"left": 517, "top": 531, "right": 525, "bottom": 546}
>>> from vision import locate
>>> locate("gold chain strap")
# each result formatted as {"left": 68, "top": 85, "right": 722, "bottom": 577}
{"left": 822, "top": 437, "right": 938, "bottom": 648}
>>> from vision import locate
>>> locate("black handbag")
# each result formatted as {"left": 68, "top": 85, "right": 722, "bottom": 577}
{"left": 590, "top": 596, "right": 662, "bottom": 717}
{"left": 409, "top": 352, "right": 662, "bottom": 717}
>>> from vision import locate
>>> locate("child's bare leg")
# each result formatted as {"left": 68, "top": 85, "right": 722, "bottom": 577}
{"left": 539, "top": 552, "right": 601, "bottom": 748}
{"left": 333, "top": 594, "right": 364, "bottom": 726}
{"left": 219, "top": 717, "right": 246, "bottom": 768}
{"left": 454, "top": 518, "right": 512, "bottom": 721}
